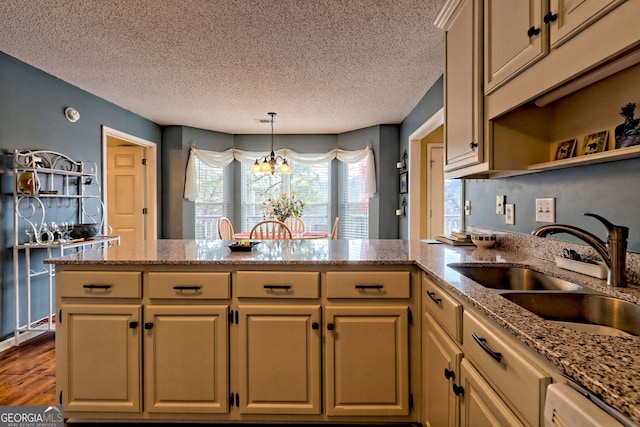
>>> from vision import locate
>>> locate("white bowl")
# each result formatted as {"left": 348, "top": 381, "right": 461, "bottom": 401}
{"left": 471, "top": 234, "right": 497, "bottom": 248}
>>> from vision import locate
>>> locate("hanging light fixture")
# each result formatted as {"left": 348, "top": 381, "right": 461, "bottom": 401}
{"left": 251, "top": 112, "right": 291, "bottom": 174}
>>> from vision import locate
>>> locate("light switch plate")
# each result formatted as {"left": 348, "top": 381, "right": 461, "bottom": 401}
{"left": 496, "top": 195, "right": 505, "bottom": 215}
{"left": 535, "top": 198, "right": 555, "bottom": 223}
{"left": 464, "top": 200, "right": 471, "bottom": 215}
{"left": 505, "top": 204, "right": 515, "bottom": 225}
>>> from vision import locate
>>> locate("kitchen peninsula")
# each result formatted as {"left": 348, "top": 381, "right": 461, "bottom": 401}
{"left": 47, "top": 239, "right": 640, "bottom": 426}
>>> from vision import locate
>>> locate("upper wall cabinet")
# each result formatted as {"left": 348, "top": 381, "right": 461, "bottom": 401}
{"left": 549, "top": 0, "right": 626, "bottom": 49}
{"left": 438, "top": 0, "right": 640, "bottom": 178}
{"left": 436, "top": 0, "right": 484, "bottom": 173}
{"left": 484, "top": 0, "right": 547, "bottom": 94}
{"left": 484, "top": 0, "right": 626, "bottom": 94}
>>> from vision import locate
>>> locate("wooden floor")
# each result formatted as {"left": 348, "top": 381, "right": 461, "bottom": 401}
{"left": 0, "top": 332, "right": 56, "bottom": 406}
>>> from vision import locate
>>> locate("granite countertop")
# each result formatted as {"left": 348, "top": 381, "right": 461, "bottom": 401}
{"left": 47, "top": 238, "right": 640, "bottom": 424}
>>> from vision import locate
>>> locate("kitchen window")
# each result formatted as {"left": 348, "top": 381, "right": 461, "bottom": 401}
{"left": 240, "top": 160, "right": 331, "bottom": 232}
{"left": 339, "top": 158, "right": 369, "bottom": 239}
{"left": 194, "top": 159, "right": 229, "bottom": 239}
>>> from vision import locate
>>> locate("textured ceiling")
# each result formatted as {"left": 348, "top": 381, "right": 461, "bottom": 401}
{"left": 0, "top": 0, "right": 445, "bottom": 134}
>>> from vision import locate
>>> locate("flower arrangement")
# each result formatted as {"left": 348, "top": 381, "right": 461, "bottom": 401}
{"left": 260, "top": 191, "right": 305, "bottom": 222}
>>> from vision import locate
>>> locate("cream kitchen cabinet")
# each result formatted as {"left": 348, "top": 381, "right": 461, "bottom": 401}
{"left": 237, "top": 305, "right": 321, "bottom": 414}
{"left": 484, "top": 0, "right": 626, "bottom": 94}
{"left": 422, "top": 275, "right": 463, "bottom": 427}
{"left": 458, "top": 359, "right": 525, "bottom": 427}
{"left": 235, "top": 270, "right": 321, "bottom": 415}
{"left": 325, "top": 271, "right": 413, "bottom": 417}
{"left": 436, "top": 0, "right": 484, "bottom": 172}
{"left": 422, "top": 276, "right": 551, "bottom": 427}
{"left": 439, "top": 0, "right": 640, "bottom": 179}
{"left": 424, "top": 313, "right": 463, "bottom": 427}
{"left": 144, "top": 272, "right": 230, "bottom": 414}
{"left": 56, "top": 271, "right": 142, "bottom": 413}
{"left": 462, "top": 310, "right": 551, "bottom": 426}
{"left": 484, "top": 0, "right": 547, "bottom": 94}
{"left": 143, "top": 305, "right": 229, "bottom": 414}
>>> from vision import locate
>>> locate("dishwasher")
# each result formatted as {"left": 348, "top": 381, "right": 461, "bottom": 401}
{"left": 544, "top": 383, "right": 634, "bottom": 427}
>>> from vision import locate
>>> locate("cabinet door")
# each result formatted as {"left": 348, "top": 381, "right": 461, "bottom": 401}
{"left": 459, "top": 360, "right": 525, "bottom": 427}
{"left": 425, "top": 314, "right": 462, "bottom": 427}
{"left": 444, "top": 0, "right": 483, "bottom": 171}
{"left": 144, "top": 305, "right": 229, "bottom": 413}
{"left": 549, "top": 0, "right": 626, "bottom": 48}
{"left": 325, "top": 306, "right": 409, "bottom": 416}
{"left": 484, "top": 0, "right": 547, "bottom": 93}
{"left": 238, "top": 305, "right": 321, "bottom": 414}
{"left": 57, "top": 303, "right": 142, "bottom": 412}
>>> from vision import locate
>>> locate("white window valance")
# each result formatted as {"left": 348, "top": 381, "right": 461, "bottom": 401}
{"left": 184, "top": 145, "right": 376, "bottom": 201}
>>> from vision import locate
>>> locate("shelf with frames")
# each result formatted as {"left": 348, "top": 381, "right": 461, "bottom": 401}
{"left": 12, "top": 149, "right": 120, "bottom": 345}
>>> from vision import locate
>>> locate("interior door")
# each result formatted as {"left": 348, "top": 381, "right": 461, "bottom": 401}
{"left": 427, "top": 145, "right": 444, "bottom": 238}
{"left": 107, "top": 146, "right": 145, "bottom": 243}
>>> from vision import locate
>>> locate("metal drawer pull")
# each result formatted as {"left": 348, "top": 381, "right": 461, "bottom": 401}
{"left": 472, "top": 332, "right": 503, "bottom": 363}
{"left": 426, "top": 291, "right": 442, "bottom": 305}
{"left": 173, "top": 285, "right": 201, "bottom": 291}
{"left": 355, "top": 284, "right": 383, "bottom": 290}
{"left": 82, "top": 284, "right": 111, "bottom": 289}
{"left": 264, "top": 285, "right": 292, "bottom": 290}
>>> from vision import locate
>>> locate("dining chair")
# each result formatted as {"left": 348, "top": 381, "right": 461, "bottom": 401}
{"left": 331, "top": 217, "right": 339, "bottom": 239}
{"left": 217, "top": 217, "right": 235, "bottom": 240}
{"left": 250, "top": 220, "right": 292, "bottom": 240}
{"left": 285, "top": 216, "right": 305, "bottom": 232}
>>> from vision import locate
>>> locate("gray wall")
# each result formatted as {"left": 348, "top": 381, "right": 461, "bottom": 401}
{"left": 465, "top": 158, "right": 640, "bottom": 252}
{"left": 0, "top": 52, "right": 161, "bottom": 340}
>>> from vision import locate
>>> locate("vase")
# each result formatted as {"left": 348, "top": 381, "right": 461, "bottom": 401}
{"left": 18, "top": 171, "right": 40, "bottom": 194}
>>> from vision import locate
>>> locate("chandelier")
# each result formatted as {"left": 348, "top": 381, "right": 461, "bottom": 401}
{"left": 251, "top": 112, "right": 291, "bottom": 174}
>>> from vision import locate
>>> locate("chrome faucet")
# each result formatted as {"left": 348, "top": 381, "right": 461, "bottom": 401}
{"left": 531, "top": 213, "right": 629, "bottom": 287}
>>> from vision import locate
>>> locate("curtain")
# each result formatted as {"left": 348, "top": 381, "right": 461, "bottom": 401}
{"left": 184, "top": 145, "right": 376, "bottom": 201}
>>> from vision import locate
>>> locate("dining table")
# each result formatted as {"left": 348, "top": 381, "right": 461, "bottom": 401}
{"left": 232, "top": 230, "right": 330, "bottom": 240}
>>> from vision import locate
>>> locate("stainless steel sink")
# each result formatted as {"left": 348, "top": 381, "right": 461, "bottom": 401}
{"left": 502, "top": 292, "right": 640, "bottom": 336}
{"left": 449, "top": 264, "right": 584, "bottom": 291}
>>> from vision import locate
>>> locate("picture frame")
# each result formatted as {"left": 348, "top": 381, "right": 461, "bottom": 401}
{"left": 581, "top": 130, "right": 609, "bottom": 155}
{"left": 554, "top": 138, "right": 577, "bottom": 160}
{"left": 399, "top": 171, "right": 408, "bottom": 194}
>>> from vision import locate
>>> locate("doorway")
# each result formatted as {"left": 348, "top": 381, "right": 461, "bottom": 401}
{"left": 102, "top": 126, "right": 157, "bottom": 243}
{"left": 407, "top": 108, "right": 444, "bottom": 240}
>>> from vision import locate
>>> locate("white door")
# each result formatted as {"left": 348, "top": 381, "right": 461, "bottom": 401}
{"left": 107, "top": 146, "right": 145, "bottom": 243}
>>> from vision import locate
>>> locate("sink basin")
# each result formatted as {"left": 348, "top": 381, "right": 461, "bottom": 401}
{"left": 449, "top": 264, "right": 584, "bottom": 291}
{"left": 502, "top": 292, "right": 640, "bottom": 336}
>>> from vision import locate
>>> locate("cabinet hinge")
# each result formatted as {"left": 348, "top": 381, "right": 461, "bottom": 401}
{"left": 142, "top": 208, "right": 148, "bottom": 215}
{"left": 409, "top": 393, "right": 414, "bottom": 410}
{"left": 59, "top": 391, "right": 62, "bottom": 405}
{"left": 58, "top": 309, "right": 62, "bottom": 323}
{"left": 142, "top": 158, "right": 147, "bottom": 165}
{"left": 408, "top": 308, "right": 413, "bottom": 325}
{"left": 228, "top": 310, "right": 239, "bottom": 325}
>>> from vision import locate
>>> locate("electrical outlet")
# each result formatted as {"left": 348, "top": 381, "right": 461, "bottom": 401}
{"left": 496, "top": 195, "right": 505, "bottom": 215}
{"left": 535, "top": 198, "right": 555, "bottom": 223}
{"left": 505, "top": 204, "right": 515, "bottom": 225}
{"left": 464, "top": 200, "right": 471, "bottom": 215}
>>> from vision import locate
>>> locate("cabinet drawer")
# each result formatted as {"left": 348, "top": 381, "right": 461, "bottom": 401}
{"left": 147, "top": 272, "right": 230, "bottom": 299}
{"left": 463, "top": 311, "right": 550, "bottom": 427}
{"left": 57, "top": 271, "right": 141, "bottom": 298}
{"left": 423, "top": 277, "right": 463, "bottom": 343}
{"left": 326, "top": 271, "right": 410, "bottom": 298}
{"left": 236, "top": 271, "right": 319, "bottom": 298}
